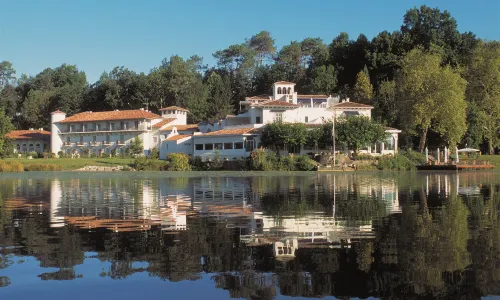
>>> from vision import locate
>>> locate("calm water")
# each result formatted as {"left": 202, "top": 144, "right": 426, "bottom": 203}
{"left": 0, "top": 171, "right": 499, "bottom": 299}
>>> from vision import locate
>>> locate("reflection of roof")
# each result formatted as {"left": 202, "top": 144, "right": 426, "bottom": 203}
{"left": 201, "top": 128, "right": 260, "bottom": 136}
{"left": 6, "top": 130, "right": 51, "bottom": 141}
{"left": 166, "top": 134, "right": 191, "bottom": 141}
{"left": 163, "top": 124, "right": 199, "bottom": 131}
{"left": 159, "top": 106, "right": 189, "bottom": 112}
{"left": 64, "top": 216, "right": 158, "bottom": 232}
{"left": 152, "top": 118, "right": 176, "bottom": 129}
{"left": 59, "top": 110, "right": 162, "bottom": 123}
{"left": 332, "top": 102, "right": 373, "bottom": 109}
{"left": 274, "top": 81, "right": 296, "bottom": 85}
{"left": 253, "top": 100, "right": 299, "bottom": 108}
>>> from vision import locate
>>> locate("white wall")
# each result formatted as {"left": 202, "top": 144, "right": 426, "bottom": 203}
{"left": 160, "top": 137, "right": 193, "bottom": 160}
{"left": 192, "top": 135, "right": 259, "bottom": 159}
{"left": 13, "top": 139, "right": 49, "bottom": 154}
{"left": 51, "top": 112, "right": 66, "bottom": 154}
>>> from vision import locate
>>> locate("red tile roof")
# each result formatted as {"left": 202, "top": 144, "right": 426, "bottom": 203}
{"left": 159, "top": 106, "right": 190, "bottom": 112}
{"left": 58, "top": 110, "right": 163, "bottom": 123}
{"left": 246, "top": 94, "right": 271, "bottom": 101}
{"left": 253, "top": 100, "right": 299, "bottom": 108}
{"left": 274, "top": 81, "right": 296, "bottom": 85}
{"left": 166, "top": 134, "right": 191, "bottom": 141}
{"left": 51, "top": 110, "right": 66, "bottom": 115}
{"left": 385, "top": 126, "right": 401, "bottom": 132}
{"left": 152, "top": 118, "right": 176, "bottom": 129}
{"left": 163, "top": 124, "right": 199, "bottom": 131}
{"left": 332, "top": 102, "right": 374, "bottom": 109}
{"left": 201, "top": 128, "right": 261, "bottom": 136}
{"left": 6, "top": 130, "right": 51, "bottom": 141}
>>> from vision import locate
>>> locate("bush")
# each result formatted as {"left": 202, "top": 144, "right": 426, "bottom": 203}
{"left": 50, "top": 153, "right": 57, "bottom": 159}
{"left": 354, "top": 153, "right": 376, "bottom": 161}
{"left": 57, "top": 151, "right": 65, "bottom": 158}
{"left": 296, "top": 155, "right": 317, "bottom": 171}
{"left": 83, "top": 149, "right": 90, "bottom": 158}
{"left": 101, "top": 153, "right": 110, "bottom": 158}
{"left": 28, "top": 151, "right": 38, "bottom": 158}
{"left": 189, "top": 156, "right": 207, "bottom": 171}
{"left": 0, "top": 161, "right": 24, "bottom": 172}
{"left": 111, "top": 148, "right": 117, "bottom": 157}
{"left": 279, "top": 155, "right": 296, "bottom": 171}
{"left": 25, "top": 164, "right": 62, "bottom": 171}
{"left": 133, "top": 157, "right": 167, "bottom": 171}
{"left": 149, "top": 147, "right": 159, "bottom": 159}
{"left": 167, "top": 153, "right": 191, "bottom": 171}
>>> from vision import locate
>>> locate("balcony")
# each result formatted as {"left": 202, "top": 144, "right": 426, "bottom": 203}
{"left": 60, "top": 124, "right": 150, "bottom": 134}
{"left": 117, "top": 141, "right": 126, "bottom": 146}
{"left": 77, "top": 142, "right": 86, "bottom": 147}
{"left": 90, "top": 142, "right": 100, "bottom": 147}
{"left": 103, "top": 141, "right": 112, "bottom": 146}
{"left": 63, "top": 142, "right": 73, "bottom": 147}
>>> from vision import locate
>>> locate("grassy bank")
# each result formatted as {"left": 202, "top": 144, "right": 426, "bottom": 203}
{"left": 3, "top": 158, "right": 134, "bottom": 171}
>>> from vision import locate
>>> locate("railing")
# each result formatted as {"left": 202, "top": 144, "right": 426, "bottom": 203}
{"left": 77, "top": 142, "right": 85, "bottom": 147}
{"left": 61, "top": 124, "right": 150, "bottom": 133}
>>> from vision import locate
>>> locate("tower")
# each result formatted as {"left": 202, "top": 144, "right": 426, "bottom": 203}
{"left": 50, "top": 110, "right": 66, "bottom": 155}
{"left": 159, "top": 106, "right": 189, "bottom": 125}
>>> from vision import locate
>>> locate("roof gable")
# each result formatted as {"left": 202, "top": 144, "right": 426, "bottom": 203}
{"left": 152, "top": 118, "right": 176, "bottom": 129}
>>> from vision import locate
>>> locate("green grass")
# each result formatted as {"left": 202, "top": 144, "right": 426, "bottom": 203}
{"left": 470, "top": 155, "right": 500, "bottom": 169}
{"left": 4, "top": 158, "right": 134, "bottom": 171}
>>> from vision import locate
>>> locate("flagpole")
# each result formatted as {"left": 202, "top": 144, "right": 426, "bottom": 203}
{"left": 333, "top": 109, "right": 336, "bottom": 166}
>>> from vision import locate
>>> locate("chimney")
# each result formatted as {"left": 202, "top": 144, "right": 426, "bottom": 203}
{"left": 29, "top": 128, "right": 34, "bottom": 131}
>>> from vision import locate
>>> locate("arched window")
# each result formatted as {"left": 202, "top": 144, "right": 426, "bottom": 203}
{"left": 288, "top": 87, "right": 292, "bottom": 94}
{"left": 277, "top": 87, "right": 282, "bottom": 94}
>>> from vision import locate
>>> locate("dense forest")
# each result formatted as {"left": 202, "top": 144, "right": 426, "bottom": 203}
{"left": 0, "top": 5, "right": 499, "bottom": 153}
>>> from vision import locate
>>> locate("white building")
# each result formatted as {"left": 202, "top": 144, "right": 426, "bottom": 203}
{"left": 50, "top": 106, "right": 192, "bottom": 157}
{"left": 7, "top": 129, "right": 51, "bottom": 154}
{"left": 159, "top": 81, "right": 401, "bottom": 160}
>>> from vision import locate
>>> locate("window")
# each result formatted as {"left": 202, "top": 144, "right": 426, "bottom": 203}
{"left": 256, "top": 116, "right": 261, "bottom": 124}
{"left": 66, "top": 137, "right": 70, "bottom": 143}
{"left": 153, "top": 137, "right": 157, "bottom": 144}
{"left": 135, "top": 121, "right": 139, "bottom": 129}
{"left": 70, "top": 125, "right": 74, "bottom": 132}
{"left": 288, "top": 87, "right": 291, "bottom": 94}
{"left": 120, "top": 121, "right": 125, "bottom": 130}
{"left": 224, "top": 143, "right": 233, "bottom": 150}
{"left": 273, "top": 112, "right": 283, "bottom": 122}
{"left": 109, "top": 122, "right": 114, "bottom": 131}
{"left": 234, "top": 142, "right": 243, "bottom": 149}
{"left": 205, "top": 144, "right": 214, "bottom": 150}
{"left": 195, "top": 144, "right": 203, "bottom": 150}
{"left": 79, "top": 136, "right": 83, "bottom": 143}
{"left": 214, "top": 143, "right": 223, "bottom": 150}
{"left": 95, "top": 123, "right": 100, "bottom": 131}
{"left": 277, "top": 87, "right": 282, "bottom": 94}
{"left": 245, "top": 137, "right": 255, "bottom": 152}
{"left": 305, "top": 116, "right": 308, "bottom": 123}
{"left": 106, "top": 135, "right": 110, "bottom": 143}
{"left": 120, "top": 135, "right": 124, "bottom": 144}
{"left": 93, "top": 136, "right": 96, "bottom": 142}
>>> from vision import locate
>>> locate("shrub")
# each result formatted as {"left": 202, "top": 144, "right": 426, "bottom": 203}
{"left": 377, "top": 154, "right": 413, "bottom": 170}
{"left": 133, "top": 157, "right": 167, "bottom": 171}
{"left": 28, "top": 151, "right": 38, "bottom": 158}
{"left": 279, "top": 155, "right": 296, "bottom": 171}
{"left": 0, "top": 161, "right": 24, "bottom": 172}
{"left": 83, "top": 149, "right": 90, "bottom": 158}
{"left": 250, "top": 149, "right": 272, "bottom": 171}
{"left": 149, "top": 147, "right": 159, "bottom": 159}
{"left": 111, "top": 148, "right": 117, "bottom": 157}
{"left": 50, "top": 153, "right": 57, "bottom": 159}
{"left": 189, "top": 156, "right": 208, "bottom": 171}
{"left": 25, "top": 164, "right": 62, "bottom": 171}
{"left": 101, "top": 153, "right": 110, "bottom": 158}
{"left": 57, "top": 151, "right": 65, "bottom": 158}
{"left": 167, "top": 153, "right": 191, "bottom": 171}
{"left": 296, "top": 155, "right": 316, "bottom": 171}
{"left": 354, "top": 154, "right": 376, "bottom": 161}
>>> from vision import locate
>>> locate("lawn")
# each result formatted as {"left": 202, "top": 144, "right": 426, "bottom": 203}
{"left": 4, "top": 158, "right": 135, "bottom": 170}
{"left": 460, "top": 154, "right": 500, "bottom": 169}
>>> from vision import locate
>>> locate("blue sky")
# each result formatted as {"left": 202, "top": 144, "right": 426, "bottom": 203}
{"left": 1, "top": 0, "right": 498, "bottom": 83}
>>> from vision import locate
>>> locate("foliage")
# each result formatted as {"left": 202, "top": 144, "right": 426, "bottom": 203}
{"left": 133, "top": 157, "right": 167, "bottom": 171}
{"left": 0, "top": 109, "right": 14, "bottom": 158}
{"left": 395, "top": 48, "right": 467, "bottom": 151}
{"left": 249, "top": 149, "right": 316, "bottom": 171}
{"left": 352, "top": 70, "right": 373, "bottom": 104}
{"left": 130, "top": 136, "right": 143, "bottom": 156}
{"left": 27, "top": 151, "right": 38, "bottom": 158}
{"left": 335, "top": 116, "right": 388, "bottom": 152}
{"left": 24, "top": 164, "right": 63, "bottom": 171}
{"left": 149, "top": 147, "right": 159, "bottom": 159}
{"left": 0, "top": 160, "right": 24, "bottom": 172}
{"left": 167, "top": 153, "right": 191, "bottom": 171}
{"left": 260, "top": 121, "right": 308, "bottom": 154}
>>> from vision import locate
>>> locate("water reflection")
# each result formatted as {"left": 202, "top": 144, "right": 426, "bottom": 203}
{"left": 0, "top": 171, "right": 499, "bottom": 299}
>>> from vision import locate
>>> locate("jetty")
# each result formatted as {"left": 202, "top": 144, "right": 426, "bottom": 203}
{"left": 417, "top": 147, "right": 494, "bottom": 171}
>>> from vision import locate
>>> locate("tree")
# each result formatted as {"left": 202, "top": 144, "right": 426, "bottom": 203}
{"left": 308, "top": 65, "right": 336, "bottom": 95}
{"left": 352, "top": 71, "right": 374, "bottom": 104}
{"left": 248, "top": 31, "right": 275, "bottom": 66}
{"left": 0, "top": 61, "right": 16, "bottom": 89}
{"left": 205, "top": 72, "right": 233, "bottom": 122}
{"left": 260, "top": 122, "right": 308, "bottom": 154}
{"left": 374, "top": 80, "right": 397, "bottom": 123}
{"left": 130, "top": 136, "right": 143, "bottom": 156}
{"left": 395, "top": 48, "right": 467, "bottom": 151}
{"left": 334, "top": 116, "right": 387, "bottom": 153}
{"left": 0, "top": 109, "right": 14, "bottom": 158}
{"left": 465, "top": 41, "right": 500, "bottom": 154}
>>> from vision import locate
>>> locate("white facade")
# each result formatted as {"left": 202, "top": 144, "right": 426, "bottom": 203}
{"left": 157, "top": 81, "right": 400, "bottom": 160}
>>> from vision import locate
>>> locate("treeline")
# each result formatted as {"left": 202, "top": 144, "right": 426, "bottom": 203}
{"left": 0, "top": 5, "right": 499, "bottom": 152}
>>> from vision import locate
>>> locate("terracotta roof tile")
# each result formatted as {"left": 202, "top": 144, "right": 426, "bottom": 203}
{"left": 166, "top": 134, "right": 191, "bottom": 141}
{"left": 332, "top": 102, "right": 374, "bottom": 109}
{"left": 58, "top": 110, "right": 162, "bottom": 123}
{"left": 274, "top": 81, "right": 296, "bottom": 85}
{"left": 6, "top": 130, "right": 51, "bottom": 141}
{"left": 159, "top": 106, "right": 189, "bottom": 112}
{"left": 163, "top": 124, "right": 199, "bottom": 131}
{"left": 253, "top": 100, "right": 299, "bottom": 108}
{"left": 152, "top": 118, "right": 176, "bottom": 129}
{"left": 246, "top": 94, "right": 271, "bottom": 101}
{"left": 201, "top": 128, "right": 261, "bottom": 136}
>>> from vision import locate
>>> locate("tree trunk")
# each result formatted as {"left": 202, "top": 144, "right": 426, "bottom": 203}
{"left": 489, "top": 138, "right": 494, "bottom": 155}
{"left": 418, "top": 127, "right": 428, "bottom": 153}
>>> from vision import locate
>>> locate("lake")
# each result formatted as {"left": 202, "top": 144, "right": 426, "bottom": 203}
{"left": 0, "top": 171, "right": 499, "bottom": 299}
